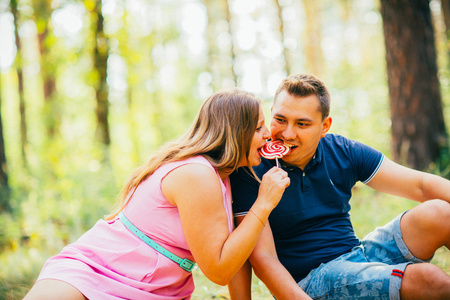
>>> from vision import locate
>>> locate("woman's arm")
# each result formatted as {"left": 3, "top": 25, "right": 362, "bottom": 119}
{"left": 162, "top": 163, "right": 289, "bottom": 285}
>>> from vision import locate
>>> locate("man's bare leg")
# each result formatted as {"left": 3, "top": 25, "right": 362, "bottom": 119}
{"left": 399, "top": 200, "right": 450, "bottom": 299}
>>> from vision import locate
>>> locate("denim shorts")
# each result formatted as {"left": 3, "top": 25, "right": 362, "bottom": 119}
{"left": 298, "top": 211, "right": 432, "bottom": 300}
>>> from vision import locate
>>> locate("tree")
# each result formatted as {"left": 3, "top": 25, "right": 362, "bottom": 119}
{"left": 0, "top": 56, "right": 10, "bottom": 212}
{"left": 203, "top": 0, "right": 220, "bottom": 90}
{"left": 10, "top": 0, "right": 28, "bottom": 167}
{"left": 301, "top": 0, "right": 324, "bottom": 77}
{"left": 380, "top": 0, "right": 447, "bottom": 170}
{"left": 224, "top": 0, "right": 238, "bottom": 86}
{"left": 441, "top": 0, "right": 450, "bottom": 70}
{"left": 34, "top": 0, "right": 59, "bottom": 138}
{"left": 91, "top": 0, "right": 110, "bottom": 150}
{"left": 203, "top": 0, "right": 238, "bottom": 88}
{"left": 274, "top": 0, "right": 292, "bottom": 75}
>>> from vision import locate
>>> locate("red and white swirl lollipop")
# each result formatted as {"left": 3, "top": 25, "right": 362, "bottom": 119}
{"left": 259, "top": 140, "right": 291, "bottom": 167}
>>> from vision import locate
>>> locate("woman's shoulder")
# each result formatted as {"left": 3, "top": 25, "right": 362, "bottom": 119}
{"left": 160, "top": 155, "right": 214, "bottom": 172}
{"left": 182, "top": 155, "right": 213, "bottom": 166}
{"left": 160, "top": 157, "right": 222, "bottom": 204}
{"left": 154, "top": 156, "right": 216, "bottom": 181}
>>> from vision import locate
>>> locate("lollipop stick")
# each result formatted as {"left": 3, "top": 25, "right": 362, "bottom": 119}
{"left": 276, "top": 157, "right": 280, "bottom": 168}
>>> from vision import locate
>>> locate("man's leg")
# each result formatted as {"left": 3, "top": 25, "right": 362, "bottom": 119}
{"left": 298, "top": 252, "right": 401, "bottom": 300}
{"left": 298, "top": 202, "right": 450, "bottom": 300}
{"left": 401, "top": 200, "right": 450, "bottom": 258}
{"left": 401, "top": 264, "right": 450, "bottom": 299}
{"left": 400, "top": 199, "right": 450, "bottom": 299}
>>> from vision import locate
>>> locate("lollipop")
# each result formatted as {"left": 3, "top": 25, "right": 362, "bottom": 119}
{"left": 259, "top": 140, "right": 291, "bottom": 160}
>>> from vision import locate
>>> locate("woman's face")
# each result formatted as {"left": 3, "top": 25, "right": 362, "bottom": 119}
{"left": 238, "top": 105, "right": 271, "bottom": 168}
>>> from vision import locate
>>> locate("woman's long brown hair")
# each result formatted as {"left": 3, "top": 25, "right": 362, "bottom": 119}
{"left": 106, "top": 89, "right": 261, "bottom": 220}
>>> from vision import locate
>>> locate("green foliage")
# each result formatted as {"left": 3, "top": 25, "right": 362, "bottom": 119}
{"left": 430, "top": 138, "right": 450, "bottom": 179}
{"left": 0, "top": 163, "right": 120, "bottom": 299}
{"left": 191, "top": 269, "right": 272, "bottom": 299}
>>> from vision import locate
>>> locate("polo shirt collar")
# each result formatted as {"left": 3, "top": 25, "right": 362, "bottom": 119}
{"left": 277, "top": 141, "right": 323, "bottom": 171}
{"left": 309, "top": 140, "right": 323, "bottom": 166}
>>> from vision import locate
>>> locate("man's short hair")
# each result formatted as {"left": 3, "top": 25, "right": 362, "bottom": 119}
{"left": 274, "top": 74, "right": 330, "bottom": 119}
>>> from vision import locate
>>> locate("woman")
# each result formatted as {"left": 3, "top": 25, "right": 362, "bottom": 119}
{"left": 24, "top": 89, "right": 289, "bottom": 300}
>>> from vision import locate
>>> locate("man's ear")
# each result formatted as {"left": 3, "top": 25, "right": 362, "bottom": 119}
{"left": 321, "top": 116, "right": 332, "bottom": 137}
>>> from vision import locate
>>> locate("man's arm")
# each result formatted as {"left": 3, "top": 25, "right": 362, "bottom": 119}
{"left": 228, "top": 260, "right": 252, "bottom": 300}
{"left": 366, "top": 157, "right": 450, "bottom": 203}
{"left": 235, "top": 216, "right": 312, "bottom": 300}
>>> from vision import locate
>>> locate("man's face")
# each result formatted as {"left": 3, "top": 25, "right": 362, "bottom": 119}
{"left": 270, "top": 91, "right": 331, "bottom": 170}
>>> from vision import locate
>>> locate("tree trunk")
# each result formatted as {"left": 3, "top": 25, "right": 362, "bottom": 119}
{"left": 93, "top": 0, "right": 110, "bottom": 147}
{"left": 224, "top": 0, "right": 238, "bottom": 86}
{"left": 441, "top": 0, "right": 450, "bottom": 59}
{"left": 203, "top": 0, "right": 221, "bottom": 90}
{"left": 274, "top": 0, "right": 292, "bottom": 75}
{"left": 0, "top": 55, "right": 10, "bottom": 212}
{"left": 34, "top": 0, "right": 58, "bottom": 138}
{"left": 202, "top": 0, "right": 237, "bottom": 88}
{"left": 380, "top": 0, "right": 447, "bottom": 170}
{"left": 302, "top": 0, "right": 324, "bottom": 77}
{"left": 441, "top": 0, "right": 450, "bottom": 78}
{"left": 11, "top": 0, "right": 28, "bottom": 167}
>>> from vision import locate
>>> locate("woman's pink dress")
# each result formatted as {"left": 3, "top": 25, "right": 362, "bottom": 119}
{"left": 36, "top": 156, "right": 233, "bottom": 299}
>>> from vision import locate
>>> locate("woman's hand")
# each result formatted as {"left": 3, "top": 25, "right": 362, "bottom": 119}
{"left": 257, "top": 167, "right": 290, "bottom": 210}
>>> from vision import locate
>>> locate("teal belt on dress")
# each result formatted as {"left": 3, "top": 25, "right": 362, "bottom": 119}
{"left": 118, "top": 211, "right": 196, "bottom": 272}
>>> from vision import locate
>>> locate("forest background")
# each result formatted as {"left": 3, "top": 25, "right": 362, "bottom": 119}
{"left": 1, "top": 0, "right": 450, "bottom": 299}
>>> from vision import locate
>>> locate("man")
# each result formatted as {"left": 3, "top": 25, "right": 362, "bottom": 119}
{"left": 230, "top": 74, "right": 450, "bottom": 299}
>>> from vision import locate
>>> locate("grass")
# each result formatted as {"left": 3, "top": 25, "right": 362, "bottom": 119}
{"left": 191, "top": 269, "right": 272, "bottom": 299}
{"left": 2, "top": 185, "right": 450, "bottom": 299}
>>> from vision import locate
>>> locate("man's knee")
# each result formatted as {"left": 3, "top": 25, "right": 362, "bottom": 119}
{"left": 400, "top": 200, "right": 450, "bottom": 259}
{"left": 407, "top": 200, "right": 450, "bottom": 232}
{"left": 400, "top": 263, "right": 450, "bottom": 299}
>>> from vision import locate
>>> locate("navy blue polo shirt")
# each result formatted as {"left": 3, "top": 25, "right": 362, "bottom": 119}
{"left": 230, "top": 134, "right": 384, "bottom": 282}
